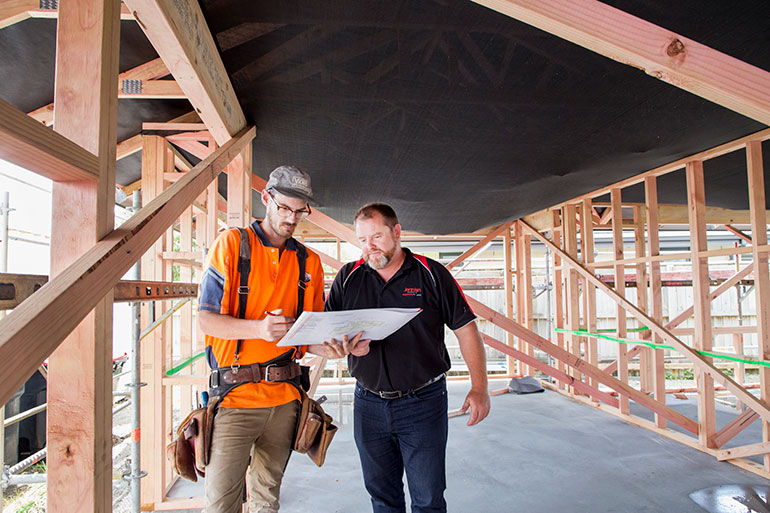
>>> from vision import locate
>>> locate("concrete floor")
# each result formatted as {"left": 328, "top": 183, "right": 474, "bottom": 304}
{"left": 166, "top": 378, "right": 770, "bottom": 513}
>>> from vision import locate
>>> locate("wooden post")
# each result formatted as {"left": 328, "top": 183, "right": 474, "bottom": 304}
{"left": 140, "top": 135, "right": 171, "bottom": 506}
{"left": 514, "top": 221, "right": 528, "bottom": 375}
{"left": 563, "top": 204, "right": 582, "bottom": 392}
{"left": 611, "top": 188, "right": 629, "bottom": 413}
{"left": 179, "top": 207, "right": 194, "bottom": 418}
{"left": 46, "top": 0, "right": 119, "bottom": 511}
{"left": 686, "top": 160, "right": 716, "bottom": 448}
{"left": 503, "top": 225, "right": 516, "bottom": 374}
{"left": 226, "top": 145, "right": 251, "bottom": 228}
{"left": 645, "top": 176, "right": 666, "bottom": 428}
{"left": 746, "top": 140, "right": 770, "bottom": 469}
{"left": 523, "top": 232, "right": 534, "bottom": 373}
{"left": 581, "top": 199, "right": 598, "bottom": 398}
{"left": 634, "top": 207, "right": 652, "bottom": 392}
{"left": 552, "top": 210, "right": 566, "bottom": 387}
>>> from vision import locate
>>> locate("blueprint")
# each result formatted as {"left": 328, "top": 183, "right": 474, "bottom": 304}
{"left": 276, "top": 308, "right": 421, "bottom": 346}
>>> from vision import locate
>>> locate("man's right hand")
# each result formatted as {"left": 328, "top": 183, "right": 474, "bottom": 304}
{"left": 259, "top": 308, "right": 295, "bottom": 340}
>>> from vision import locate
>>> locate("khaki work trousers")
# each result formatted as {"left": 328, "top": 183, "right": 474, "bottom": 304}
{"left": 203, "top": 401, "right": 299, "bottom": 513}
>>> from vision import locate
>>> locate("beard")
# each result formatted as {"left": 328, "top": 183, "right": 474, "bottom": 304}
{"left": 268, "top": 215, "right": 297, "bottom": 239}
{"left": 365, "top": 246, "right": 395, "bottom": 270}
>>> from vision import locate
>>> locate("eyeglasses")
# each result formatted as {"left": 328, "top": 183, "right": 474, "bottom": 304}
{"left": 267, "top": 190, "right": 312, "bottom": 219}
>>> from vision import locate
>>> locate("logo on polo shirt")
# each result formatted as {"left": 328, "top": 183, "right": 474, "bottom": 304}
{"left": 402, "top": 287, "right": 422, "bottom": 297}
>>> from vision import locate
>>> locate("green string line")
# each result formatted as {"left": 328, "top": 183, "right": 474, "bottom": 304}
{"left": 166, "top": 351, "right": 206, "bottom": 376}
{"left": 555, "top": 328, "right": 770, "bottom": 368}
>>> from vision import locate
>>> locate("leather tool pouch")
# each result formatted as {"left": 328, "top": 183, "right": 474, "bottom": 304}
{"left": 293, "top": 389, "right": 338, "bottom": 467}
{"left": 166, "top": 397, "right": 219, "bottom": 482}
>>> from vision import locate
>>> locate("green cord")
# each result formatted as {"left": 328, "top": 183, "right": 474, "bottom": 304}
{"left": 555, "top": 328, "right": 770, "bottom": 368}
{"left": 166, "top": 351, "right": 206, "bottom": 376}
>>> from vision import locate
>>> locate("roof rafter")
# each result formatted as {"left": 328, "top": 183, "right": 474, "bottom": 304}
{"left": 472, "top": 0, "right": 770, "bottom": 125}
{"left": 123, "top": 0, "right": 246, "bottom": 144}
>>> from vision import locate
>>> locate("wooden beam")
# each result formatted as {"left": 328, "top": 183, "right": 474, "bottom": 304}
{"left": 473, "top": 0, "right": 770, "bottom": 125}
{"left": 552, "top": 209, "right": 567, "bottom": 385}
{"left": 747, "top": 140, "right": 770, "bottom": 470}
{"left": 611, "top": 189, "right": 629, "bottom": 413}
{"left": 581, "top": 199, "right": 598, "bottom": 399}
{"left": 119, "top": 80, "right": 185, "bottom": 99}
{"left": 0, "top": 98, "right": 100, "bottom": 181}
{"left": 481, "top": 333, "right": 618, "bottom": 407}
{"left": 119, "top": 57, "right": 169, "bottom": 81}
{"left": 116, "top": 112, "right": 200, "bottom": 162}
{"left": 521, "top": 219, "right": 770, "bottom": 425}
{"left": 446, "top": 222, "right": 511, "bottom": 270}
{"left": 123, "top": 0, "right": 246, "bottom": 144}
{"left": 226, "top": 147, "right": 250, "bottom": 228}
{"left": 0, "top": 126, "right": 255, "bottom": 407}
{"left": 717, "top": 441, "right": 770, "bottom": 462}
{"left": 503, "top": 225, "right": 516, "bottom": 374}
{"left": 514, "top": 221, "right": 527, "bottom": 375}
{"left": 724, "top": 224, "right": 753, "bottom": 244}
{"left": 27, "top": 2, "right": 134, "bottom": 20}
{"left": 117, "top": 134, "right": 144, "bottom": 160}
{"left": 602, "top": 262, "right": 757, "bottom": 375}
{"left": 139, "top": 134, "right": 170, "bottom": 506}
{"left": 714, "top": 410, "right": 759, "bottom": 449}
{"left": 0, "top": 0, "right": 36, "bottom": 29}
{"left": 143, "top": 122, "right": 207, "bottom": 131}
{"left": 645, "top": 176, "right": 666, "bottom": 428}
{"left": 469, "top": 296, "right": 699, "bottom": 434}
{"left": 47, "top": 0, "right": 121, "bottom": 510}
{"left": 686, "top": 161, "right": 716, "bottom": 448}
{"left": 563, "top": 205, "right": 582, "bottom": 393}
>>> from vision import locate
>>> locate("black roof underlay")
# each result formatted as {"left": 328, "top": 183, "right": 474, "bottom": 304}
{"left": 1, "top": 1, "right": 769, "bottom": 234}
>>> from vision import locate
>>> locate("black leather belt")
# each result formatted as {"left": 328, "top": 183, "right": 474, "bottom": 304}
{"left": 367, "top": 374, "right": 445, "bottom": 399}
{"left": 210, "top": 361, "right": 301, "bottom": 388}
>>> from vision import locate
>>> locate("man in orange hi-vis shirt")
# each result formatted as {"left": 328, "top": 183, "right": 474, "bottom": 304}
{"left": 198, "top": 165, "right": 369, "bottom": 513}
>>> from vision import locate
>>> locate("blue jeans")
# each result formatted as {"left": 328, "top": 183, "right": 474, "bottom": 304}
{"left": 353, "top": 378, "right": 448, "bottom": 513}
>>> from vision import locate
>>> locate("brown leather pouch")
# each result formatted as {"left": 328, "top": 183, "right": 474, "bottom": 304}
{"left": 166, "top": 399, "right": 219, "bottom": 481}
{"left": 293, "top": 390, "right": 338, "bottom": 467}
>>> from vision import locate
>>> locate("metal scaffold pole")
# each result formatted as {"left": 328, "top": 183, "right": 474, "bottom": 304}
{"left": 126, "top": 190, "right": 146, "bottom": 512}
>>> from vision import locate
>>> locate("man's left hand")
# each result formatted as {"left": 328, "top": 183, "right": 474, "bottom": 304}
{"left": 460, "top": 388, "right": 491, "bottom": 426}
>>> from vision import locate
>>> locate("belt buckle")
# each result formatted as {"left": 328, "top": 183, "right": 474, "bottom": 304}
{"left": 377, "top": 390, "right": 403, "bottom": 399}
{"left": 263, "top": 363, "right": 277, "bottom": 382}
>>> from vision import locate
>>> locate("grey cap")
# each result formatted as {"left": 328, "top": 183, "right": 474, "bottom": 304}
{"left": 265, "top": 165, "right": 317, "bottom": 206}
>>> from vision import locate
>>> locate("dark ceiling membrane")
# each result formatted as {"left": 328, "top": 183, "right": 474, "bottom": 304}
{"left": 198, "top": 0, "right": 768, "bottom": 233}
{"left": 1, "top": 2, "right": 768, "bottom": 234}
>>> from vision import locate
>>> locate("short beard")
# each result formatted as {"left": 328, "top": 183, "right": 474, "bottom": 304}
{"left": 365, "top": 245, "right": 395, "bottom": 270}
{"left": 367, "top": 254, "right": 389, "bottom": 269}
{"left": 268, "top": 214, "right": 297, "bottom": 240}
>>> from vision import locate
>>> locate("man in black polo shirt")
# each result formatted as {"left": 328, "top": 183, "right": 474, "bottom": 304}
{"left": 325, "top": 203, "right": 490, "bottom": 513}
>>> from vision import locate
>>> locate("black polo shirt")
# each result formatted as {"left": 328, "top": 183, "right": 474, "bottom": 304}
{"left": 325, "top": 248, "right": 476, "bottom": 392}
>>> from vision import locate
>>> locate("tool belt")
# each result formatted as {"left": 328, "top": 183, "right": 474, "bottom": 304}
{"left": 166, "top": 396, "right": 220, "bottom": 482}
{"left": 293, "top": 389, "right": 338, "bottom": 467}
{"left": 209, "top": 360, "right": 303, "bottom": 389}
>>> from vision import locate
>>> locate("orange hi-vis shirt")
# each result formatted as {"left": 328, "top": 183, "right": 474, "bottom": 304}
{"left": 198, "top": 221, "right": 325, "bottom": 409}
